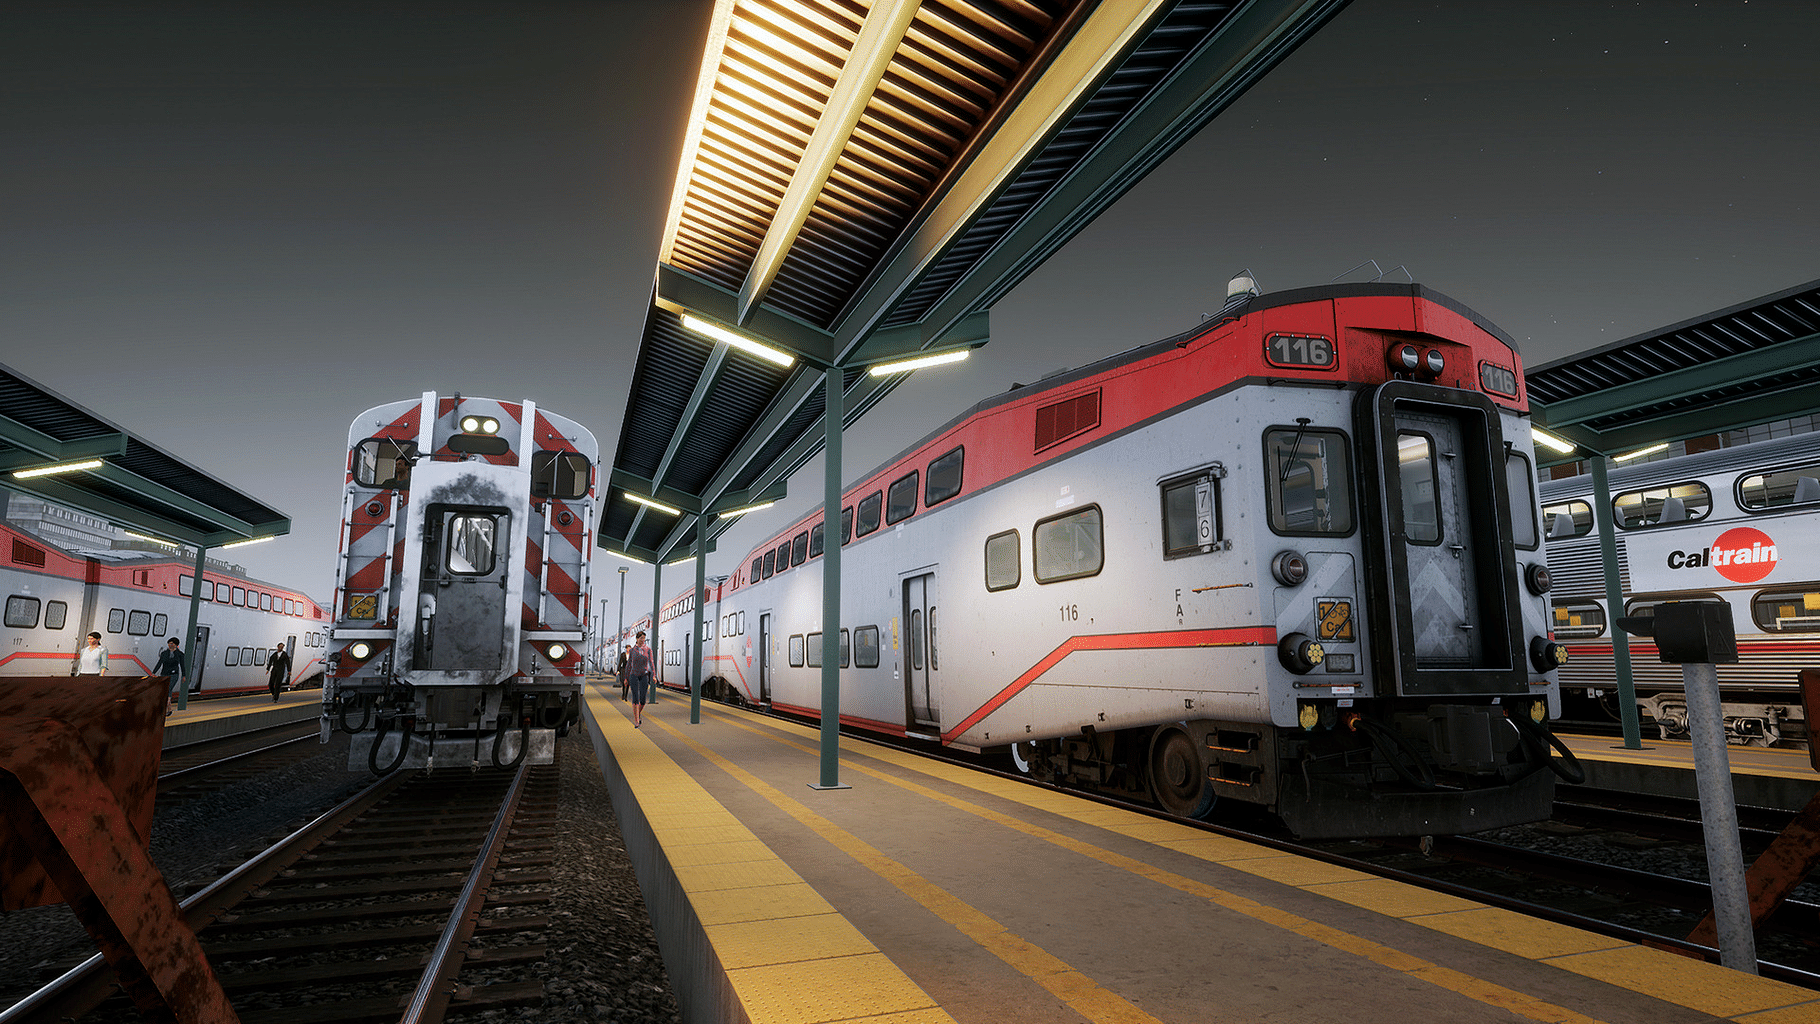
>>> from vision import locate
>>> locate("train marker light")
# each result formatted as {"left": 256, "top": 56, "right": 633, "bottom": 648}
{"left": 681, "top": 314, "right": 795, "bottom": 368}
{"left": 13, "top": 458, "right": 104, "bottom": 479}
{"left": 1421, "top": 349, "right": 1445, "bottom": 376}
{"left": 868, "top": 349, "right": 970, "bottom": 376}
{"left": 1531, "top": 428, "right": 1576, "bottom": 454}
{"left": 626, "top": 493, "right": 682, "bottom": 516}
{"left": 349, "top": 642, "right": 373, "bottom": 660}
{"left": 546, "top": 643, "right": 568, "bottom": 661}
{"left": 1614, "top": 442, "right": 1669, "bottom": 462}
{"left": 1388, "top": 344, "right": 1421, "bottom": 373}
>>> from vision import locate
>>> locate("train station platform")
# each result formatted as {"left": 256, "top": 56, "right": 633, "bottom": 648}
{"left": 161, "top": 686, "right": 320, "bottom": 748}
{"left": 1559, "top": 733, "right": 1820, "bottom": 812}
{"left": 580, "top": 682, "right": 1820, "bottom": 1024}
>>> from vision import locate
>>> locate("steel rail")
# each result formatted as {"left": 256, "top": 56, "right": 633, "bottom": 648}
{"left": 158, "top": 732, "right": 318, "bottom": 786}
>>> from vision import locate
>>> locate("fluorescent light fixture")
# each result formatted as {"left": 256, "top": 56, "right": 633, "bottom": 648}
{"left": 680, "top": 314, "right": 794, "bottom": 367}
{"left": 220, "top": 535, "right": 276, "bottom": 550}
{"left": 1614, "top": 442, "right": 1669, "bottom": 463}
{"left": 664, "top": 556, "right": 697, "bottom": 568}
{"left": 867, "top": 349, "right": 970, "bottom": 376}
{"left": 626, "top": 492, "right": 682, "bottom": 516}
{"left": 13, "top": 458, "right": 104, "bottom": 479}
{"left": 124, "top": 531, "right": 179, "bottom": 548}
{"left": 1530, "top": 428, "right": 1576, "bottom": 455}
{"left": 717, "top": 500, "right": 775, "bottom": 518}
{"left": 609, "top": 551, "right": 648, "bottom": 565}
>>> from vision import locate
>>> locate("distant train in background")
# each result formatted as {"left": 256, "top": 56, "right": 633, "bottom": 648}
{"left": 1, "top": 518, "right": 327, "bottom": 692}
{"left": 1540, "top": 428, "right": 1820, "bottom": 747}
{"left": 324, "top": 393, "right": 594, "bottom": 773}
{"left": 646, "top": 281, "right": 1575, "bottom": 839}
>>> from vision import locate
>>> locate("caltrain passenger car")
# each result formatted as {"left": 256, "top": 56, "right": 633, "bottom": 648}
{"left": 325, "top": 393, "right": 594, "bottom": 772}
{"left": 2, "top": 519, "right": 327, "bottom": 691}
{"left": 656, "top": 281, "right": 1573, "bottom": 839}
{"left": 1539, "top": 430, "right": 1820, "bottom": 746}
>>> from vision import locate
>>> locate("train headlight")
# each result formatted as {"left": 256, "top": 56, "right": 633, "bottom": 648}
{"left": 1421, "top": 348, "right": 1445, "bottom": 376}
{"left": 1271, "top": 550, "right": 1309, "bottom": 587}
{"left": 349, "top": 641, "right": 372, "bottom": 660}
{"left": 460, "top": 416, "right": 501, "bottom": 434}
{"left": 1524, "top": 563, "right": 1553, "bottom": 596}
{"left": 1389, "top": 344, "right": 1421, "bottom": 373}
{"left": 546, "top": 643, "right": 568, "bottom": 661}
{"left": 1528, "top": 636, "right": 1567, "bottom": 672}
{"left": 1278, "top": 632, "right": 1325, "bottom": 674}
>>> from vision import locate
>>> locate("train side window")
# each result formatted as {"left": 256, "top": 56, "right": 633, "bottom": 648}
{"left": 926, "top": 446, "right": 964, "bottom": 507}
{"left": 985, "top": 530, "right": 1020, "bottom": 591}
{"left": 854, "top": 625, "right": 880, "bottom": 668}
{"left": 180, "top": 574, "right": 195, "bottom": 597}
{"left": 839, "top": 628, "right": 850, "bottom": 668}
{"left": 1613, "top": 483, "right": 1711, "bottom": 529}
{"left": 1541, "top": 500, "right": 1593, "bottom": 539}
{"left": 1160, "top": 470, "right": 1223, "bottom": 559}
{"left": 530, "top": 450, "right": 591, "bottom": 500}
{"left": 1738, "top": 462, "right": 1820, "bottom": 511}
{"left": 261, "top": 593, "right": 273, "bottom": 611}
{"left": 791, "top": 532, "right": 808, "bottom": 566}
{"left": 751, "top": 557, "right": 763, "bottom": 580}
{"left": 353, "top": 438, "right": 417, "bottom": 489}
{"left": 856, "top": 492, "right": 883, "bottom": 536}
{"left": 1550, "top": 599, "right": 1606, "bottom": 639}
{"left": 202, "top": 581, "right": 216, "bottom": 601}
{"left": 738, "top": 611, "right": 745, "bottom": 635}
{"left": 807, "top": 632, "right": 823, "bottom": 668}
{"left": 107, "top": 608, "right": 125, "bottom": 633}
{"left": 1396, "top": 433, "right": 1442, "bottom": 544}
{"left": 1507, "top": 452, "right": 1539, "bottom": 550}
{"left": 285, "top": 599, "right": 296, "bottom": 615}
{"left": 809, "top": 523, "right": 824, "bottom": 558}
{"left": 789, "top": 634, "right": 804, "bottom": 667}
{"left": 775, "top": 541, "right": 792, "bottom": 573}
{"left": 1624, "top": 593, "right": 1724, "bottom": 625}
{"left": 4, "top": 595, "right": 40, "bottom": 628}
{"left": 447, "top": 514, "right": 499, "bottom": 575}
{"left": 1264, "top": 428, "right": 1354, "bottom": 536}
{"left": 153, "top": 613, "right": 168, "bottom": 636}
{"left": 45, "top": 601, "right": 68, "bottom": 630}
{"left": 841, "top": 507, "right": 853, "bottom": 545}
{"left": 127, "top": 610, "right": 151, "bottom": 636}
{"left": 234, "top": 587, "right": 246, "bottom": 606}
{"left": 887, "top": 472, "right": 919, "bottom": 525}
{"left": 763, "top": 550, "right": 775, "bottom": 578}
{"left": 1752, "top": 588, "right": 1820, "bottom": 632}
{"left": 226, "top": 647, "right": 240, "bottom": 667}
{"left": 1034, "top": 505, "right": 1104, "bottom": 584}
{"left": 254, "top": 648, "right": 266, "bottom": 666}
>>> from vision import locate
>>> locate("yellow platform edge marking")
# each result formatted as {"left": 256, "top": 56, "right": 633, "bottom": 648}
{"left": 697, "top": 702, "right": 1820, "bottom": 1023}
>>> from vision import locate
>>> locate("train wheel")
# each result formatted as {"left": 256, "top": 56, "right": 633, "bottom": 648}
{"left": 1149, "top": 728, "right": 1215, "bottom": 819}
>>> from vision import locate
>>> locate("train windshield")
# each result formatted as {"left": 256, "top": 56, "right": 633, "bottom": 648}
{"left": 353, "top": 439, "right": 417, "bottom": 488}
{"left": 1265, "top": 428, "right": 1353, "bottom": 536}
{"left": 531, "top": 451, "right": 590, "bottom": 500}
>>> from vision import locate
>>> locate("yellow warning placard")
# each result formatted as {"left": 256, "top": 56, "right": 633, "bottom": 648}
{"left": 1316, "top": 599, "right": 1354, "bottom": 642}
{"left": 347, "top": 593, "right": 379, "bottom": 620}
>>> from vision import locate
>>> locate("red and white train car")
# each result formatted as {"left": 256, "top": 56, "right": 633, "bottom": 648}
{"left": 325, "top": 393, "right": 595, "bottom": 772}
{"left": 656, "top": 282, "right": 1572, "bottom": 838}
{"left": 2, "top": 519, "right": 327, "bottom": 692}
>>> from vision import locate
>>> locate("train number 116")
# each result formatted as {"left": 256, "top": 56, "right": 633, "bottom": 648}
{"left": 1266, "top": 333, "right": 1335, "bottom": 369}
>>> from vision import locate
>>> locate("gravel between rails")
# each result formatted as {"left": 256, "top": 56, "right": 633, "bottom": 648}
{"left": 0, "top": 728, "right": 682, "bottom": 1023}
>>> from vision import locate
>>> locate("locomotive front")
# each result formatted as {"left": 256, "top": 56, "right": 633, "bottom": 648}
{"left": 325, "top": 392, "right": 594, "bottom": 772}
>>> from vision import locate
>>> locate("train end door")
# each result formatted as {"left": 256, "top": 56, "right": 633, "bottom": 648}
{"left": 421, "top": 505, "right": 512, "bottom": 673}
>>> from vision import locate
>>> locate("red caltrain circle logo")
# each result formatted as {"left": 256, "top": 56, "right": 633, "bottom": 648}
{"left": 1666, "top": 527, "right": 1778, "bottom": 584}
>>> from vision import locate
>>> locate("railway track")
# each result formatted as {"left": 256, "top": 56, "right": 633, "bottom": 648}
{"left": 157, "top": 725, "right": 324, "bottom": 805}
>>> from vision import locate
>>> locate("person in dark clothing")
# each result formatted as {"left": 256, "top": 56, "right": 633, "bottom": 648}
{"left": 616, "top": 647, "right": 629, "bottom": 701}
{"left": 267, "top": 642, "right": 291, "bottom": 702}
{"left": 154, "top": 637, "right": 188, "bottom": 716}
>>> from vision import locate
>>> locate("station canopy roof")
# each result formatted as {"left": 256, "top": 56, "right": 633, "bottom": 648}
{"left": 601, "top": 0, "right": 1350, "bottom": 565}
{"left": 1527, "top": 278, "right": 1820, "bottom": 466}
{"left": 0, "top": 361, "right": 291, "bottom": 549}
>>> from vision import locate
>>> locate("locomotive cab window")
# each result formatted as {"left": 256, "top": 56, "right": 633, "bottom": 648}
{"left": 353, "top": 438, "right": 417, "bottom": 489}
{"left": 446, "top": 514, "right": 499, "bottom": 575}
{"left": 1752, "top": 588, "right": 1820, "bottom": 633}
{"left": 985, "top": 530, "right": 1020, "bottom": 591}
{"left": 1550, "top": 599, "right": 1606, "bottom": 639}
{"left": 856, "top": 492, "right": 883, "bottom": 536}
{"left": 1034, "top": 505, "right": 1103, "bottom": 584}
{"left": 1160, "top": 469, "right": 1223, "bottom": 559}
{"left": 1396, "top": 433, "right": 1441, "bottom": 544}
{"left": 1507, "top": 451, "right": 1540, "bottom": 549}
{"left": 1265, "top": 428, "right": 1354, "bottom": 536}
{"left": 887, "top": 472, "right": 919, "bottom": 525}
{"left": 1613, "top": 483, "right": 1711, "bottom": 528}
{"left": 1738, "top": 461, "right": 1820, "bottom": 511}
{"left": 1541, "top": 500, "right": 1593, "bottom": 539}
{"left": 530, "top": 451, "right": 590, "bottom": 500}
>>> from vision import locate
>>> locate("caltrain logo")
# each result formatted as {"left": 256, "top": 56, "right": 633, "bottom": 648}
{"left": 1667, "top": 527, "right": 1778, "bottom": 584}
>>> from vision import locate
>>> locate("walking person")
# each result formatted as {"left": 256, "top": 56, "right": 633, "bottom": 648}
{"left": 267, "top": 642, "right": 291, "bottom": 702}
{"left": 154, "top": 637, "right": 188, "bottom": 716}
{"left": 616, "top": 646, "right": 629, "bottom": 702}
{"left": 626, "top": 630, "right": 654, "bottom": 727}
{"left": 74, "top": 631, "right": 108, "bottom": 676}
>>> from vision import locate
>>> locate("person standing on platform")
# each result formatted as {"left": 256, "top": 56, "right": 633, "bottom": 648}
{"left": 154, "top": 637, "right": 188, "bottom": 716}
{"left": 616, "top": 646, "right": 629, "bottom": 701}
{"left": 267, "top": 642, "right": 291, "bottom": 702}
{"left": 626, "top": 630, "right": 654, "bottom": 728}
{"left": 75, "top": 631, "right": 108, "bottom": 676}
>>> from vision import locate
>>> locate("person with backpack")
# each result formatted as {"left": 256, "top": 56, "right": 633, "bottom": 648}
{"left": 625, "top": 630, "right": 654, "bottom": 727}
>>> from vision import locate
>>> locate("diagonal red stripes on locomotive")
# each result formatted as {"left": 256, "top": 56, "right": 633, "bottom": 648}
{"left": 942, "top": 625, "right": 1277, "bottom": 744}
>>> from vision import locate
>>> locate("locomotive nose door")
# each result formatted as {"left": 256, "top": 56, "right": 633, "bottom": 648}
{"left": 422, "top": 505, "right": 511, "bottom": 672}
{"left": 1358, "top": 382, "right": 1526, "bottom": 695}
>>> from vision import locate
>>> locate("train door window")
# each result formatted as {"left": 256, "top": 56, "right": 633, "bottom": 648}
{"left": 1034, "top": 505, "right": 1103, "bottom": 584}
{"left": 446, "top": 514, "right": 499, "bottom": 574}
{"left": 234, "top": 587, "right": 246, "bottom": 606}
{"left": 4, "top": 596, "right": 40, "bottom": 628}
{"left": 737, "top": 611, "right": 745, "bottom": 635}
{"left": 180, "top": 574, "right": 195, "bottom": 597}
{"left": 353, "top": 438, "right": 417, "bottom": 488}
{"left": 788, "top": 635, "right": 804, "bottom": 667}
{"left": 1160, "top": 470, "right": 1223, "bottom": 559}
{"left": 855, "top": 492, "right": 883, "bottom": 536}
{"left": 531, "top": 450, "right": 591, "bottom": 499}
{"left": 791, "top": 531, "right": 808, "bottom": 566}
{"left": 1507, "top": 452, "right": 1539, "bottom": 550}
{"left": 1541, "top": 500, "right": 1593, "bottom": 539}
{"left": 45, "top": 601, "right": 68, "bottom": 630}
{"left": 751, "top": 556, "right": 763, "bottom": 580}
{"left": 841, "top": 507, "right": 853, "bottom": 544}
{"left": 1396, "top": 433, "right": 1441, "bottom": 544}
{"left": 807, "top": 632, "right": 822, "bottom": 668}
{"left": 1752, "top": 588, "right": 1820, "bottom": 632}
{"left": 908, "top": 608, "right": 924, "bottom": 670}
{"left": 854, "top": 625, "right": 880, "bottom": 668}
{"left": 127, "top": 610, "right": 151, "bottom": 636}
{"left": 152, "top": 613, "right": 168, "bottom": 636}
{"left": 928, "top": 605, "right": 937, "bottom": 671}
{"left": 886, "top": 472, "right": 919, "bottom": 525}
{"left": 107, "top": 608, "right": 125, "bottom": 633}
{"left": 1613, "top": 483, "right": 1711, "bottom": 528}
{"left": 1738, "top": 462, "right": 1820, "bottom": 511}
{"left": 1550, "top": 599, "right": 1606, "bottom": 639}
{"left": 985, "top": 530, "right": 1020, "bottom": 591}
{"left": 225, "top": 647, "right": 240, "bottom": 667}
{"left": 926, "top": 446, "right": 964, "bottom": 507}
{"left": 809, "top": 523, "right": 824, "bottom": 558}
{"left": 1264, "top": 428, "right": 1354, "bottom": 536}
{"left": 839, "top": 628, "right": 850, "bottom": 667}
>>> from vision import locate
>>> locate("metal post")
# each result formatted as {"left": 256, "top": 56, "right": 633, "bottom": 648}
{"left": 1683, "top": 660, "right": 1758, "bottom": 972}
{"left": 812, "top": 368, "right": 850, "bottom": 790}
{"left": 650, "top": 562, "right": 662, "bottom": 702}
{"left": 616, "top": 567, "right": 627, "bottom": 669}
{"left": 177, "top": 545, "right": 207, "bottom": 711}
{"left": 1589, "top": 455, "right": 1642, "bottom": 748}
{"left": 691, "top": 530, "right": 706, "bottom": 724}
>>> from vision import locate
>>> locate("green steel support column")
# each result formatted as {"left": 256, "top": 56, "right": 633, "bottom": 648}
{"left": 1589, "top": 455, "right": 1643, "bottom": 748}
{"left": 177, "top": 544, "right": 207, "bottom": 711}
{"left": 650, "top": 562, "right": 662, "bottom": 704}
{"left": 812, "top": 369, "right": 849, "bottom": 790}
{"left": 691, "top": 530, "right": 706, "bottom": 725}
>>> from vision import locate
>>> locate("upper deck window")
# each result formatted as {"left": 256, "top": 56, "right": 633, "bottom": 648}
{"left": 1738, "top": 462, "right": 1820, "bottom": 512}
{"left": 1613, "top": 483, "right": 1711, "bottom": 529}
{"left": 855, "top": 492, "right": 883, "bottom": 537}
{"left": 531, "top": 451, "right": 591, "bottom": 500}
{"left": 809, "top": 523, "right": 824, "bottom": 558}
{"left": 926, "top": 447, "right": 964, "bottom": 506}
{"left": 791, "top": 532, "right": 808, "bottom": 566}
{"left": 887, "top": 472, "right": 919, "bottom": 525}
{"left": 1264, "top": 428, "right": 1353, "bottom": 536}
{"left": 353, "top": 439, "right": 417, "bottom": 488}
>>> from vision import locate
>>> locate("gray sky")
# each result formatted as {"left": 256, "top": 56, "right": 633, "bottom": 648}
{"left": 4, "top": 1, "right": 1816, "bottom": 623}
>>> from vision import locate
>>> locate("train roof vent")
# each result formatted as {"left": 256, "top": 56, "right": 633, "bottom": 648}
{"left": 11, "top": 538, "right": 46, "bottom": 568}
{"left": 1035, "top": 390, "right": 1102, "bottom": 454}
